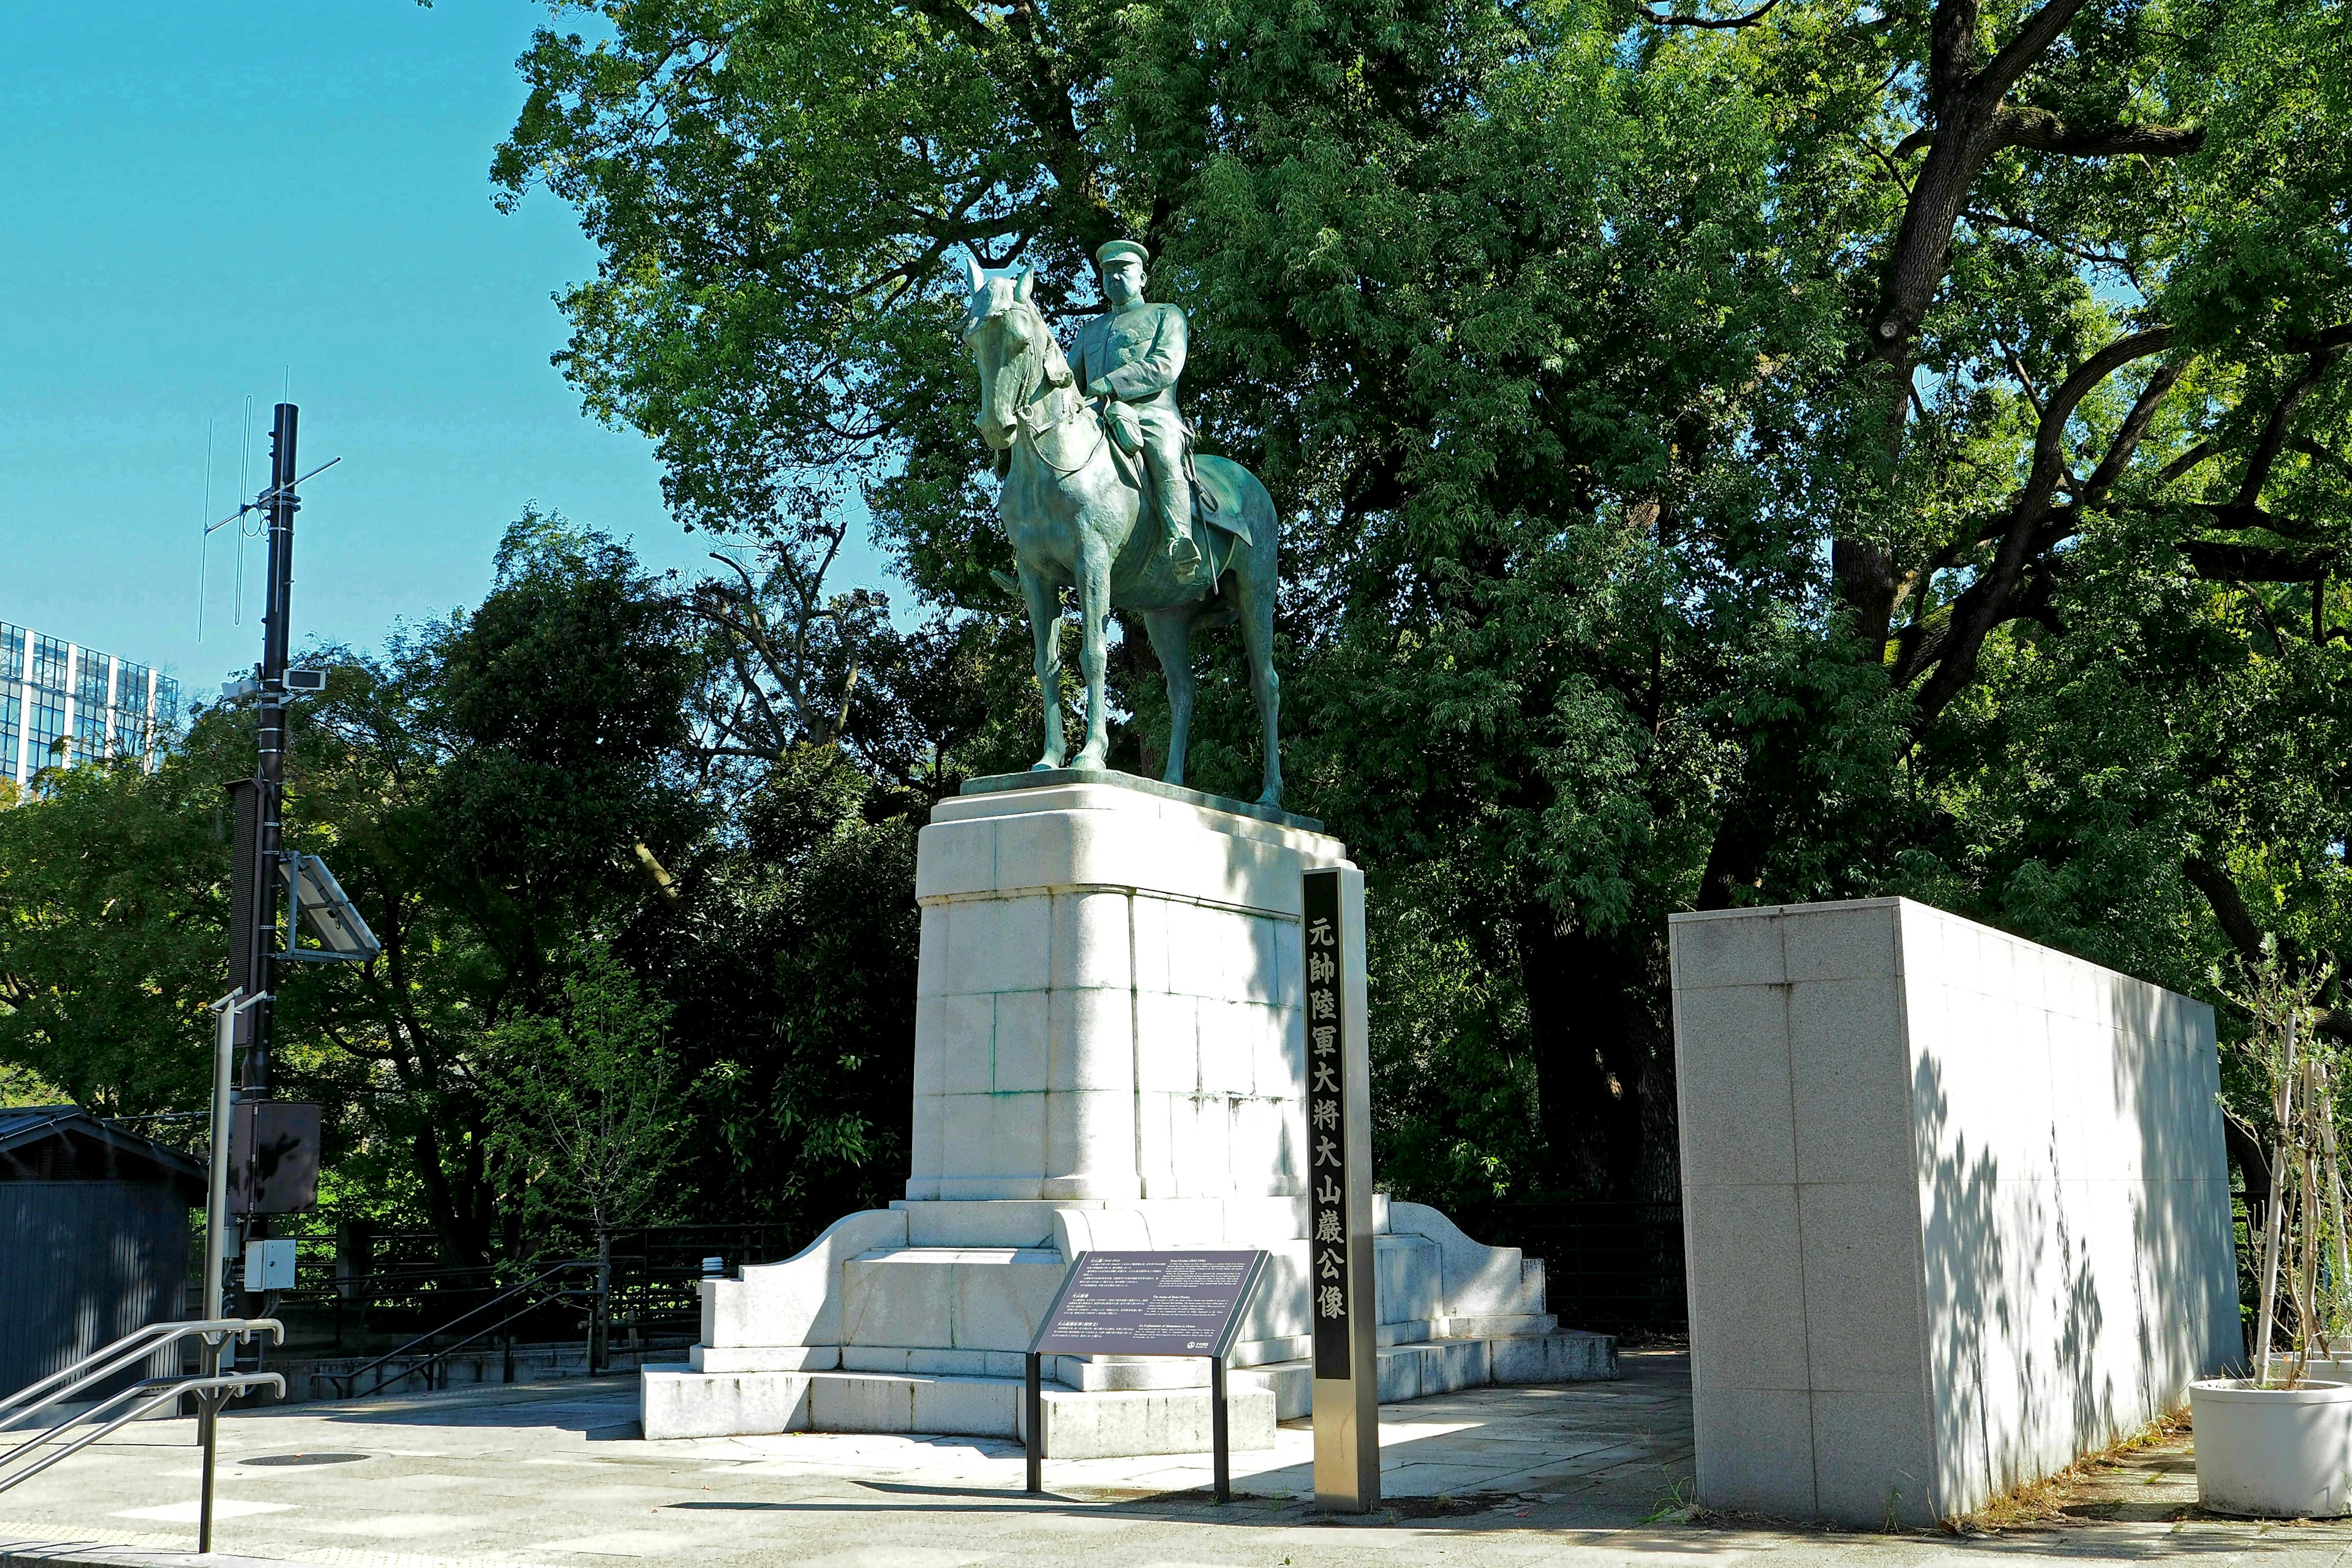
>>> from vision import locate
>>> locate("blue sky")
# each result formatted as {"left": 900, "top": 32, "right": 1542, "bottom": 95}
{"left": 0, "top": 1, "right": 893, "bottom": 701}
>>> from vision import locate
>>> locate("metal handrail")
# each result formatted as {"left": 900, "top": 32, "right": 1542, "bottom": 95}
{"left": 0, "top": 1318, "right": 282, "bottom": 1430}
{"left": 331, "top": 1259, "right": 596, "bottom": 1400}
{"left": 0, "top": 1373, "right": 283, "bottom": 1495}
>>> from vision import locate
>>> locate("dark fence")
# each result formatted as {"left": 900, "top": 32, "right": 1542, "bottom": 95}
{"left": 1471, "top": 1199, "right": 1687, "bottom": 1333}
{"left": 209, "top": 1221, "right": 815, "bottom": 1360}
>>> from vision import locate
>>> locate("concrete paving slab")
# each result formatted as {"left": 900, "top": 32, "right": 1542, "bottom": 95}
{"left": 2, "top": 1349, "right": 2345, "bottom": 1568}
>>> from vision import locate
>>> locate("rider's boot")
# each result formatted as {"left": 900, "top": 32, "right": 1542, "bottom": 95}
{"left": 1169, "top": 528, "right": 1202, "bottom": 584}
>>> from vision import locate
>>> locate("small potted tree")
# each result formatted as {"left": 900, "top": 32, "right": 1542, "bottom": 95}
{"left": 2193, "top": 946, "right": 2352, "bottom": 1517}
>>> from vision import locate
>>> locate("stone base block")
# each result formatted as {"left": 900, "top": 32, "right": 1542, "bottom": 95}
{"left": 642, "top": 1365, "right": 1276, "bottom": 1456}
{"left": 644, "top": 1327, "right": 1614, "bottom": 1441}
{"left": 690, "top": 1344, "right": 840, "bottom": 1374}
{"left": 1044, "top": 1382, "right": 1278, "bottom": 1459}
{"left": 644, "top": 1368, "right": 814, "bottom": 1439}
{"left": 1246, "top": 1330, "right": 1618, "bottom": 1420}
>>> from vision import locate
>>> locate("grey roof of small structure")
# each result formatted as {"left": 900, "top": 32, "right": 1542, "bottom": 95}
{"left": 0, "top": 1104, "right": 206, "bottom": 1197}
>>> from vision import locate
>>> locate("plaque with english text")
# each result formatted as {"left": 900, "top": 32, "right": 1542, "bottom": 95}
{"left": 1029, "top": 1250, "right": 1267, "bottom": 1358}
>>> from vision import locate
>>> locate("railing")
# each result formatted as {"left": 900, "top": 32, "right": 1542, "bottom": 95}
{"left": 0, "top": 1372, "right": 282, "bottom": 1495}
{"left": 326, "top": 1260, "right": 600, "bottom": 1400}
{"left": 247, "top": 1222, "right": 810, "bottom": 1363}
{"left": 0, "top": 1317, "right": 284, "bottom": 1551}
{"left": 1474, "top": 1199, "right": 1689, "bottom": 1332}
{"left": 0, "top": 1316, "right": 281, "bottom": 1433}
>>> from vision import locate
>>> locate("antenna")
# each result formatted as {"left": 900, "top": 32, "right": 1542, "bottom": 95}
{"left": 202, "top": 399, "right": 342, "bottom": 643}
{"left": 197, "top": 420, "right": 216, "bottom": 643}
{"left": 237, "top": 397, "right": 252, "bottom": 625}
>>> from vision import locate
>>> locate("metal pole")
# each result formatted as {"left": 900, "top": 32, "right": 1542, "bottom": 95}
{"left": 204, "top": 997, "right": 239, "bottom": 1324}
{"left": 1210, "top": 1355, "right": 1230, "bottom": 1503}
{"left": 200, "top": 991, "right": 241, "bottom": 1556}
{"left": 198, "top": 1391, "right": 218, "bottom": 1555}
{"left": 1024, "top": 1353, "right": 1042, "bottom": 1494}
{"left": 246, "top": 402, "right": 298, "bottom": 1101}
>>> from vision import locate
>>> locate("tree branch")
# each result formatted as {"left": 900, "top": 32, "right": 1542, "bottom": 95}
{"left": 1638, "top": 0, "right": 1779, "bottom": 26}
{"left": 2015, "top": 327, "right": 2176, "bottom": 522}
{"left": 2239, "top": 349, "right": 2346, "bottom": 510}
{"left": 1991, "top": 105, "right": 2205, "bottom": 157}
{"left": 2183, "top": 854, "right": 2267, "bottom": 963}
{"left": 1978, "top": 0, "right": 2090, "bottom": 100}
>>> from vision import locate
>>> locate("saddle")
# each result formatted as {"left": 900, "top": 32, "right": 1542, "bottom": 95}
{"left": 1098, "top": 405, "right": 1252, "bottom": 554}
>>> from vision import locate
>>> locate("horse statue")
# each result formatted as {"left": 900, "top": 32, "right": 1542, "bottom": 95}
{"left": 960, "top": 255, "right": 1285, "bottom": 809}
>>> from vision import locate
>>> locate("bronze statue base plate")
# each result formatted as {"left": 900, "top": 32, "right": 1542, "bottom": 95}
{"left": 959, "top": 767, "right": 1324, "bottom": 834}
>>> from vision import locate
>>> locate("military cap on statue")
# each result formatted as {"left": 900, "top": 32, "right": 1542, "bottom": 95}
{"left": 1094, "top": 238, "right": 1150, "bottom": 270}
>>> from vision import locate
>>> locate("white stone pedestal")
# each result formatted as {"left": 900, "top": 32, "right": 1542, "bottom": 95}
{"left": 908, "top": 774, "right": 1340, "bottom": 1203}
{"left": 643, "top": 771, "right": 1615, "bottom": 1451}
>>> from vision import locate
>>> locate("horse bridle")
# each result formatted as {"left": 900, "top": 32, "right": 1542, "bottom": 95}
{"left": 985, "top": 301, "right": 1107, "bottom": 478}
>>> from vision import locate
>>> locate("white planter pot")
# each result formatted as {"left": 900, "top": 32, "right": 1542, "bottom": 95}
{"left": 2193, "top": 1378, "right": 2352, "bottom": 1517}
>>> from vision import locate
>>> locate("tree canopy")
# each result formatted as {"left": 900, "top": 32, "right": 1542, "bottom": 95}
{"left": 8, "top": 0, "right": 2350, "bottom": 1251}
{"left": 486, "top": 0, "right": 2352, "bottom": 1210}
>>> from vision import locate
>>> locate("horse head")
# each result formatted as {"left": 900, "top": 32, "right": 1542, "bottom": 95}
{"left": 960, "top": 257, "right": 1073, "bottom": 452}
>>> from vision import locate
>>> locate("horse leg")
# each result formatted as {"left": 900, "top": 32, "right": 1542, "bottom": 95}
{"left": 1072, "top": 538, "right": 1114, "bottom": 772}
{"left": 1018, "top": 560, "right": 1066, "bottom": 771}
{"left": 1140, "top": 607, "right": 1196, "bottom": 787}
{"left": 1237, "top": 546, "right": 1284, "bottom": 808}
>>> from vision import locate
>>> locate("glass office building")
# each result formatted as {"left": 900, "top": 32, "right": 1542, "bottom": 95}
{"left": 0, "top": 623, "right": 180, "bottom": 789}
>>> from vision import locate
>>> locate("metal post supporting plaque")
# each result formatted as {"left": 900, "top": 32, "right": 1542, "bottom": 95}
{"left": 1305, "top": 864, "right": 1378, "bottom": 1511}
{"left": 1023, "top": 1250, "right": 1265, "bottom": 1499}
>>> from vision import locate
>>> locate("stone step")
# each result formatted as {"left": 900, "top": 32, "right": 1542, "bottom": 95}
{"left": 643, "top": 1365, "right": 1277, "bottom": 1458}
{"left": 643, "top": 1328, "right": 1616, "bottom": 1450}
{"left": 1248, "top": 1330, "right": 1616, "bottom": 1419}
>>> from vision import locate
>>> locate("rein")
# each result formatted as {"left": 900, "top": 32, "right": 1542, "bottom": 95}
{"left": 989, "top": 306, "right": 1106, "bottom": 477}
{"left": 1014, "top": 384, "right": 1107, "bottom": 477}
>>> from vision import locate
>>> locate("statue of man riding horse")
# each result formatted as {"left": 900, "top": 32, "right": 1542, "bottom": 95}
{"left": 961, "top": 240, "right": 1286, "bottom": 810}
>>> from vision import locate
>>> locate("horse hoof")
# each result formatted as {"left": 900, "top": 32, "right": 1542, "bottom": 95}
{"left": 1258, "top": 788, "right": 1284, "bottom": 810}
{"left": 1031, "top": 759, "right": 1063, "bottom": 773}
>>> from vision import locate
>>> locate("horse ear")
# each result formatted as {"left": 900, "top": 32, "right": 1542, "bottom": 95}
{"left": 1013, "top": 263, "right": 1035, "bottom": 304}
{"left": 963, "top": 252, "right": 986, "bottom": 293}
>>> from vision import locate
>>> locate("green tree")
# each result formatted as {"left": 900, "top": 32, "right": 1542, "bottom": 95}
{"left": 483, "top": 0, "right": 2352, "bottom": 1217}
{"left": 0, "top": 756, "right": 227, "bottom": 1115}
{"left": 484, "top": 941, "right": 684, "bottom": 1360}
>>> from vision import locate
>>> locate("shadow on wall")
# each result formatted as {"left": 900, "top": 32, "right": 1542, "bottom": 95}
{"left": 2117, "top": 986, "right": 2239, "bottom": 1388}
{"left": 1915, "top": 1052, "right": 2009, "bottom": 1510}
{"left": 1913, "top": 981, "right": 2232, "bottom": 1512}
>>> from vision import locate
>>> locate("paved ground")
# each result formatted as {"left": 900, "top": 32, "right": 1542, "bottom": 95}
{"left": 4, "top": 1350, "right": 2348, "bottom": 1567}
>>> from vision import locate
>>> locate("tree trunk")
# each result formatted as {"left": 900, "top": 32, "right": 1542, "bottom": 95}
{"left": 1521, "top": 914, "right": 1649, "bottom": 1199}
{"left": 591, "top": 1228, "right": 612, "bottom": 1375}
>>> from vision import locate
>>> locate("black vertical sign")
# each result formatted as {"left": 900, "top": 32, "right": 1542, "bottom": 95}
{"left": 225, "top": 778, "right": 263, "bottom": 1000}
{"left": 1304, "top": 867, "right": 1350, "bottom": 1379}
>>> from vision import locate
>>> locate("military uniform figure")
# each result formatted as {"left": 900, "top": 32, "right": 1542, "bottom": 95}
{"left": 1071, "top": 239, "right": 1203, "bottom": 583}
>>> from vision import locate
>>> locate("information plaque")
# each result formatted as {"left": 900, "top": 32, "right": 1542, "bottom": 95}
{"left": 1031, "top": 1250, "right": 1265, "bottom": 1356}
{"left": 1024, "top": 1249, "right": 1267, "bottom": 1499}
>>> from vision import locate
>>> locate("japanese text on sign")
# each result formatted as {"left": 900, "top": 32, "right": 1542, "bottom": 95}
{"left": 1303, "top": 868, "right": 1352, "bottom": 1379}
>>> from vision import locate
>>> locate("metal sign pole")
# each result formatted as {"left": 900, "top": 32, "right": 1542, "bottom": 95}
{"left": 1023, "top": 1352, "right": 1044, "bottom": 1494}
{"left": 1307, "top": 865, "right": 1379, "bottom": 1511}
{"left": 1210, "top": 1355, "right": 1230, "bottom": 1502}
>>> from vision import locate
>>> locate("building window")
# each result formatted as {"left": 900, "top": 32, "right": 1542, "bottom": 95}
{"left": 29, "top": 636, "right": 69, "bottom": 695}
{"left": 0, "top": 627, "right": 178, "bottom": 789}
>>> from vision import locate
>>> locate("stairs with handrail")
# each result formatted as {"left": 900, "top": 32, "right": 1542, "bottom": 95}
{"left": 0, "top": 1317, "right": 285, "bottom": 1550}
